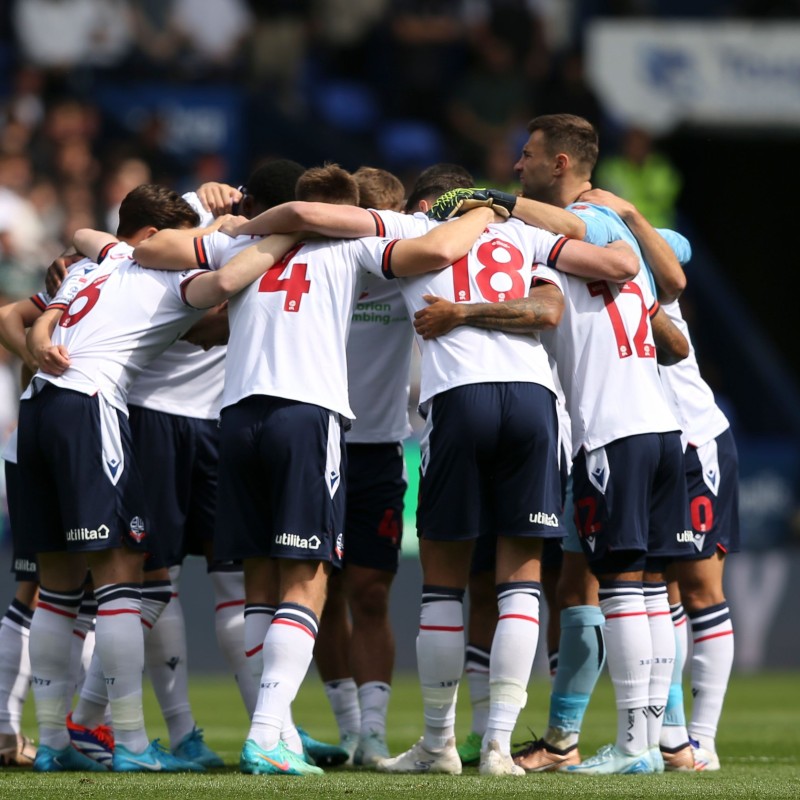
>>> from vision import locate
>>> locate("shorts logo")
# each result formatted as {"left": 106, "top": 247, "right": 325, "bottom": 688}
{"left": 584, "top": 534, "right": 597, "bottom": 553}
{"left": 335, "top": 533, "right": 344, "bottom": 560}
{"left": 529, "top": 511, "right": 559, "bottom": 527}
{"left": 274, "top": 533, "right": 321, "bottom": 550}
{"left": 693, "top": 533, "right": 706, "bottom": 553}
{"left": 66, "top": 524, "right": 110, "bottom": 542}
{"left": 676, "top": 530, "right": 694, "bottom": 543}
{"left": 129, "top": 516, "right": 147, "bottom": 543}
{"left": 13, "top": 558, "right": 37, "bottom": 573}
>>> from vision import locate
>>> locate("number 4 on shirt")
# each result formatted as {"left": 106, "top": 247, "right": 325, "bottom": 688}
{"left": 258, "top": 244, "right": 310, "bottom": 312}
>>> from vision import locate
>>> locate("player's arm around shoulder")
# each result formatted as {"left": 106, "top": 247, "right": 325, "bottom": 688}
{"left": 233, "top": 201, "right": 377, "bottom": 238}
{"left": 512, "top": 196, "right": 587, "bottom": 238}
{"left": 387, "top": 207, "right": 498, "bottom": 277}
{"left": 580, "top": 188, "right": 687, "bottom": 302}
{"left": 73, "top": 229, "right": 119, "bottom": 264}
{"left": 133, "top": 216, "right": 242, "bottom": 271}
{"left": 182, "top": 233, "right": 301, "bottom": 309}
{"left": 0, "top": 297, "right": 44, "bottom": 370}
{"left": 651, "top": 304, "right": 689, "bottom": 365}
{"left": 557, "top": 238, "right": 639, "bottom": 282}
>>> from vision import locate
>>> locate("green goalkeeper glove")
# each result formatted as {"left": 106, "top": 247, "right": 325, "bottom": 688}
{"left": 427, "top": 188, "right": 518, "bottom": 221}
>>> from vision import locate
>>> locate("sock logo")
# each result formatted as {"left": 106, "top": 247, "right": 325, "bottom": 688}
{"left": 166, "top": 656, "right": 180, "bottom": 671}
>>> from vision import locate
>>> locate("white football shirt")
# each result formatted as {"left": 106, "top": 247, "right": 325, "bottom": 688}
{"left": 355, "top": 217, "right": 566, "bottom": 410}
{"left": 658, "top": 300, "right": 729, "bottom": 449}
{"left": 126, "top": 341, "right": 225, "bottom": 420}
{"left": 196, "top": 232, "right": 386, "bottom": 418}
{"left": 23, "top": 242, "right": 203, "bottom": 414}
{"left": 543, "top": 269, "right": 680, "bottom": 455}
{"left": 125, "top": 189, "right": 227, "bottom": 419}
{"left": 345, "top": 210, "right": 433, "bottom": 443}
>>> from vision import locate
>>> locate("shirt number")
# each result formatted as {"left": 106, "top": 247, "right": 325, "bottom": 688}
{"left": 451, "top": 238, "right": 526, "bottom": 303}
{"left": 59, "top": 274, "right": 110, "bottom": 327}
{"left": 257, "top": 246, "right": 310, "bottom": 312}
{"left": 587, "top": 280, "right": 654, "bottom": 359}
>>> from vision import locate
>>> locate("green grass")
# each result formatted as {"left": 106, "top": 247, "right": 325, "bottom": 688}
{"left": 2, "top": 671, "right": 798, "bottom": 799}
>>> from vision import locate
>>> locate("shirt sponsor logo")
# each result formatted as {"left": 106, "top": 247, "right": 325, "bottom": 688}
{"left": 529, "top": 511, "right": 559, "bottom": 527}
{"left": 66, "top": 524, "right": 110, "bottom": 542}
{"left": 274, "top": 533, "right": 321, "bottom": 550}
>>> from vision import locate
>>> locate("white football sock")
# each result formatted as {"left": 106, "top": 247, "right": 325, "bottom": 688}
{"left": 688, "top": 602, "right": 734, "bottom": 750}
{"left": 417, "top": 586, "right": 464, "bottom": 752}
{"left": 358, "top": 681, "right": 391, "bottom": 737}
{"left": 324, "top": 678, "right": 361, "bottom": 738}
{"left": 93, "top": 583, "right": 148, "bottom": 754}
{"left": 213, "top": 570, "right": 258, "bottom": 716}
{"left": 485, "top": 582, "right": 541, "bottom": 754}
{"left": 248, "top": 603, "right": 319, "bottom": 751}
{"left": 0, "top": 599, "right": 33, "bottom": 736}
{"left": 30, "top": 587, "right": 83, "bottom": 749}
{"left": 464, "top": 644, "right": 491, "bottom": 736}
{"left": 599, "top": 580, "right": 650, "bottom": 755}
{"left": 644, "top": 582, "right": 674, "bottom": 746}
{"left": 145, "top": 589, "right": 195, "bottom": 747}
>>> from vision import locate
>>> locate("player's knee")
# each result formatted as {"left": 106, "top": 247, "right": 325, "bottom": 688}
{"left": 349, "top": 578, "right": 391, "bottom": 620}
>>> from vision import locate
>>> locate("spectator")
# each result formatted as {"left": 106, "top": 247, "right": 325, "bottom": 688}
{"left": 594, "top": 126, "right": 682, "bottom": 229}
{"left": 168, "top": 0, "right": 253, "bottom": 80}
{"left": 11, "top": 0, "right": 133, "bottom": 72}
{"left": 446, "top": 31, "right": 529, "bottom": 175}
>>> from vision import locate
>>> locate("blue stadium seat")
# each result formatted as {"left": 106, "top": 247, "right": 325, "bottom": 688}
{"left": 377, "top": 120, "right": 444, "bottom": 167}
{"left": 314, "top": 80, "right": 378, "bottom": 133}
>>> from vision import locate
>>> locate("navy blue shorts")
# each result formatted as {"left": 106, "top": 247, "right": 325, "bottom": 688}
{"left": 4, "top": 460, "right": 38, "bottom": 581}
{"left": 344, "top": 442, "right": 405, "bottom": 573}
{"left": 684, "top": 428, "right": 740, "bottom": 558}
{"left": 215, "top": 395, "right": 345, "bottom": 567}
{"left": 572, "top": 431, "right": 692, "bottom": 574}
{"left": 17, "top": 385, "right": 151, "bottom": 557}
{"left": 417, "top": 382, "right": 565, "bottom": 542}
{"left": 129, "top": 405, "right": 219, "bottom": 568}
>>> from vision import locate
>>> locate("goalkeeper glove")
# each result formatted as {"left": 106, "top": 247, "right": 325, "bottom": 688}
{"left": 427, "top": 187, "right": 518, "bottom": 221}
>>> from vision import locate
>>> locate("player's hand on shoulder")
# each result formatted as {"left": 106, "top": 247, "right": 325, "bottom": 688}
{"left": 427, "top": 188, "right": 517, "bottom": 221}
{"left": 216, "top": 214, "right": 250, "bottom": 237}
{"left": 578, "top": 188, "right": 636, "bottom": 220}
{"left": 45, "top": 251, "right": 84, "bottom": 296}
{"left": 35, "top": 344, "right": 71, "bottom": 376}
{"left": 197, "top": 183, "right": 242, "bottom": 218}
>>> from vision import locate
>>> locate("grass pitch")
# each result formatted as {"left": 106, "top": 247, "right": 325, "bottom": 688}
{"left": 2, "top": 671, "right": 798, "bottom": 799}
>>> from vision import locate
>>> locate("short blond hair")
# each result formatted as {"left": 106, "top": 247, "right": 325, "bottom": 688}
{"left": 295, "top": 163, "right": 359, "bottom": 206}
{"left": 353, "top": 166, "right": 405, "bottom": 211}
